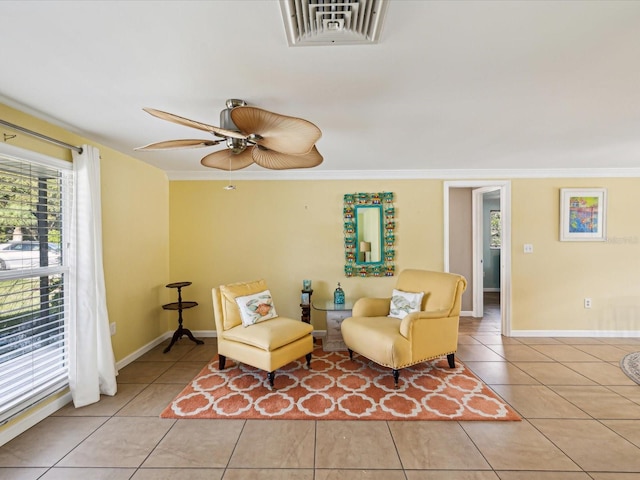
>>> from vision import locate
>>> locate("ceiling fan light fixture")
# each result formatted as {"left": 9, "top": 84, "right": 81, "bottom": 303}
{"left": 226, "top": 137, "right": 247, "bottom": 154}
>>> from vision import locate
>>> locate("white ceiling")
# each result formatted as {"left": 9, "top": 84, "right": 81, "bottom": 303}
{"left": 1, "top": 1, "right": 639, "bottom": 179}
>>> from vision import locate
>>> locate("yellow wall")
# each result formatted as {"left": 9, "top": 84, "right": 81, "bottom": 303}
{"left": 0, "top": 103, "right": 171, "bottom": 361}
{"left": 100, "top": 147, "right": 171, "bottom": 360}
{"left": 169, "top": 179, "right": 445, "bottom": 330}
{"left": 171, "top": 177, "right": 640, "bottom": 335}
{"left": 511, "top": 178, "right": 640, "bottom": 332}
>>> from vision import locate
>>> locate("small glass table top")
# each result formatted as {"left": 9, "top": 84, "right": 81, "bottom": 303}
{"left": 312, "top": 299, "right": 354, "bottom": 311}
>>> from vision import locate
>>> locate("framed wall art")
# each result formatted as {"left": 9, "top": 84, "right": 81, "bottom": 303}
{"left": 559, "top": 188, "right": 607, "bottom": 242}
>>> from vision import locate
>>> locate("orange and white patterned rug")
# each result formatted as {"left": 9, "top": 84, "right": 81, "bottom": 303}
{"left": 160, "top": 347, "right": 520, "bottom": 421}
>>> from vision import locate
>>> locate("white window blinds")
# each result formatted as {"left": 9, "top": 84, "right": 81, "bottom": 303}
{"left": 0, "top": 150, "right": 72, "bottom": 423}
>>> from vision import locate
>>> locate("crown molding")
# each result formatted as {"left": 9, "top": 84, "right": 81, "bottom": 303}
{"left": 166, "top": 167, "right": 640, "bottom": 181}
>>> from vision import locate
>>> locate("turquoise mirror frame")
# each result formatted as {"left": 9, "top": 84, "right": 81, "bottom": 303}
{"left": 343, "top": 192, "right": 395, "bottom": 277}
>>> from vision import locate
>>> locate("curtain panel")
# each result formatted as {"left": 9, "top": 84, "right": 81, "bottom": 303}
{"left": 69, "top": 145, "right": 117, "bottom": 407}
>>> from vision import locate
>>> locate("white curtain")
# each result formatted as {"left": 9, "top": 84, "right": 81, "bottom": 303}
{"left": 69, "top": 145, "right": 118, "bottom": 407}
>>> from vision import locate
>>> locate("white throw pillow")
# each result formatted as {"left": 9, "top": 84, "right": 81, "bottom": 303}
{"left": 388, "top": 289, "right": 424, "bottom": 319}
{"left": 235, "top": 289, "right": 278, "bottom": 327}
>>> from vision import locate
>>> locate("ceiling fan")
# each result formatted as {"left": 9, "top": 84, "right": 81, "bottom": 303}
{"left": 135, "top": 99, "right": 323, "bottom": 171}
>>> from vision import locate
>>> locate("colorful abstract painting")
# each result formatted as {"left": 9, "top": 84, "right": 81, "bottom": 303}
{"left": 569, "top": 196, "right": 599, "bottom": 233}
{"left": 560, "top": 188, "right": 607, "bottom": 241}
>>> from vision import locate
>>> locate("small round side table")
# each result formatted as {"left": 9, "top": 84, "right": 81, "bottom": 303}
{"left": 162, "top": 281, "right": 204, "bottom": 353}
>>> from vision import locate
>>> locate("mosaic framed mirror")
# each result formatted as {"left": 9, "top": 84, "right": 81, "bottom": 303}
{"left": 343, "top": 192, "right": 395, "bottom": 277}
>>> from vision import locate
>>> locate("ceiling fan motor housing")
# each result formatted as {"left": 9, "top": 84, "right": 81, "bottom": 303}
{"left": 221, "top": 99, "right": 249, "bottom": 154}
{"left": 220, "top": 99, "right": 247, "bottom": 132}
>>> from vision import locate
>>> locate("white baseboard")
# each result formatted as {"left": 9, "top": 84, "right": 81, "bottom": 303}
{"left": 115, "top": 331, "right": 172, "bottom": 370}
{"left": 0, "top": 392, "right": 72, "bottom": 448}
{"left": 460, "top": 310, "right": 475, "bottom": 317}
{"left": 191, "top": 330, "right": 217, "bottom": 338}
{"left": 510, "top": 329, "right": 640, "bottom": 338}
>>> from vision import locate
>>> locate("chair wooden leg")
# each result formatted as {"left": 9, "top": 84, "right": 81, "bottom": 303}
{"left": 306, "top": 352, "right": 312, "bottom": 368}
{"left": 348, "top": 349, "right": 353, "bottom": 360}
{"left": 267, "top": 371, "right": 275, "bottom": 387}
{"left": 392, "top": 369, "right": 399, "bottom": 388}
{"left": 218, "top": 354, "right": 226, "bottom": 370}
{"left": 447, "top": 353, "right": 455, "bottom": 368}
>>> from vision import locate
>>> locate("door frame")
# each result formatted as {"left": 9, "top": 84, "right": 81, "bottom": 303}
{"left": 444, "top": 180, "right": 512, "bottom": 336}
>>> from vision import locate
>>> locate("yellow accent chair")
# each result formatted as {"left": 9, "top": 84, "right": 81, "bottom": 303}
{"left": 340, "top": 269, "right": 467, "bottom": 388}
{"left": 212, "top": 279, "right": 314, "bottom": 387}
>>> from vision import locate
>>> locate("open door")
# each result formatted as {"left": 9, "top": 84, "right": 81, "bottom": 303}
{"left": 472, "top": 187, "right": 501, "bottom": 318}
{"left": 444, "top": 180, "right": 512, "bottom": 336}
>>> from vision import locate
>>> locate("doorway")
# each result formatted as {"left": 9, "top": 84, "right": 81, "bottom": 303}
{"left": 444, "top": 181, "right": 512, "bottom": 336}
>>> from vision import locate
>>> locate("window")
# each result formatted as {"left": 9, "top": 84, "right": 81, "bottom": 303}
{"left": 0, "top": 148, "right": 72, "bottom": 423}
{"left": 489, "top": 210, "right": 501, "bottom": 249}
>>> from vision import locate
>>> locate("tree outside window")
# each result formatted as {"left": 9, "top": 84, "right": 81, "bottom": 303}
{"left": 490, "top": 210, "right": 501, "bottom": 249}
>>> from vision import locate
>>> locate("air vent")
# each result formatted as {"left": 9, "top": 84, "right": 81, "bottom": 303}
{"left": 280, "top": 0, "right": 388, "bottom": 46}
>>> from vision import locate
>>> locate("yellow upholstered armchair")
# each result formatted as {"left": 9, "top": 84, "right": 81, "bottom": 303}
{"left": 341, "top": 269, "right": 467, "bottom": 388}
{"left": 212, "top": 279, "right": 314, "bottom": 387}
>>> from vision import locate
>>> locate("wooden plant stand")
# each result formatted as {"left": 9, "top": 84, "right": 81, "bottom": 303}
{"left": 162, "top": 281, "right": 204, "bottom": 353}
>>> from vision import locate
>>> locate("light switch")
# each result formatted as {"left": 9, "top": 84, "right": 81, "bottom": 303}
{"left": 524, "top": 244, "right": 533, "bottom": 254}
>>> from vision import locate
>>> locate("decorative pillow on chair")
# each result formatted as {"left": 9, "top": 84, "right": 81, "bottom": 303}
{"left": 235, "top": 289, "right": 278, "bottom": 327}
{"left": 388, "top": 289, "right": 424, "bottom": 319}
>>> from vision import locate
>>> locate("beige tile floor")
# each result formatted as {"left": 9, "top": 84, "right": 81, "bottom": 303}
{"left": 1, "top": 294, "right": 640, "bottom": 479}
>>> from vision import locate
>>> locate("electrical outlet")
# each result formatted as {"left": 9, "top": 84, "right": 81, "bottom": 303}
{"left": 524, "top": 244, "right": 534, "bottom": 254}
{"left": 584, "top": 298, "right": 592, "bottom": 309}
{"left": 110, "top": 322, "right": 116, "bottom": 335}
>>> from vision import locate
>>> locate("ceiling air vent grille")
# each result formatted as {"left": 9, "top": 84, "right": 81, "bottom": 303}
{"left": 280, "top": 0, "right": 388, "bottom": 46}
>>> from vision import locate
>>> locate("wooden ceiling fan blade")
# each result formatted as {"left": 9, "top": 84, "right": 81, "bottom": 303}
{"left": 135, "top": 139, "right": 222, "bottom": 151}
{"left": 200, "top": 149, "right": 254, "bottom": 171}
{"left": 143, "top": 108, "right": 246, "bottom": 139}
{"left": 252, "top": 145, "right": 323, "bottom": 170}
{"left": 230, "top": 106, "right": 322, "bottom": 155}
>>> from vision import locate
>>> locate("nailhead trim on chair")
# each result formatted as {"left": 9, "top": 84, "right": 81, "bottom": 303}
{"left": 350, "top": 350, "right": 457, "bottom": 370}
